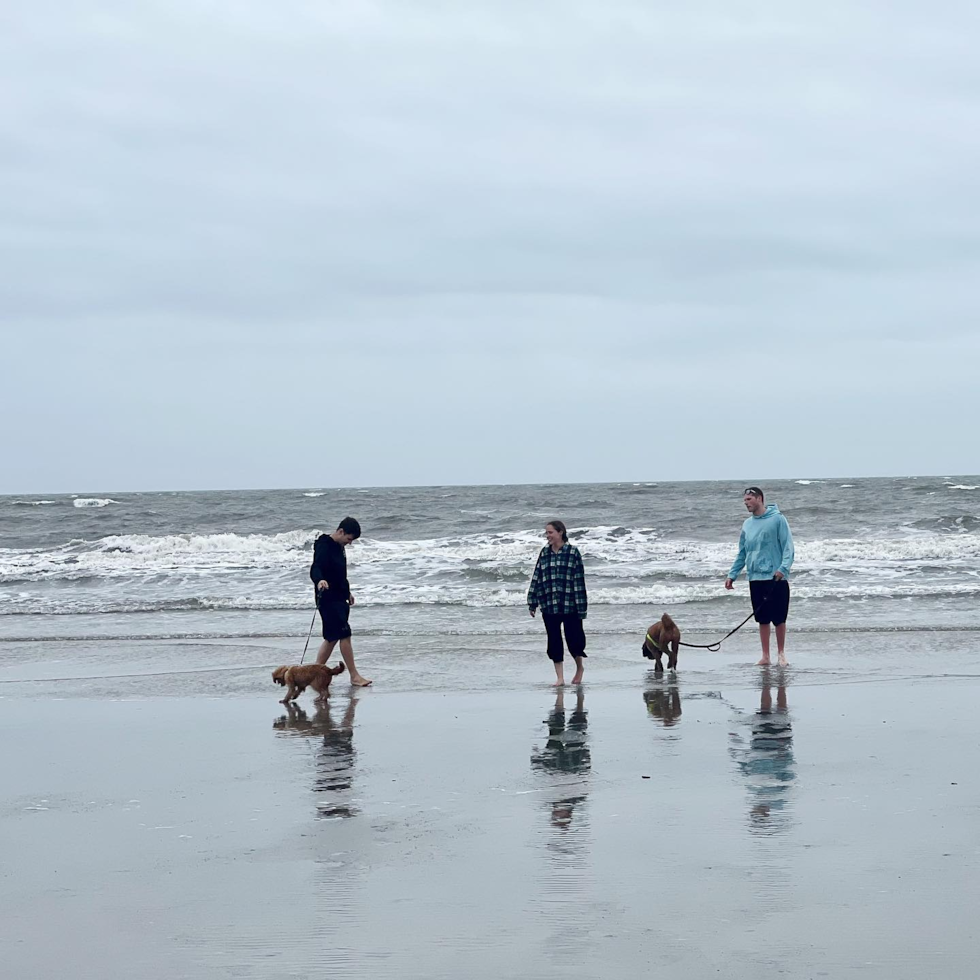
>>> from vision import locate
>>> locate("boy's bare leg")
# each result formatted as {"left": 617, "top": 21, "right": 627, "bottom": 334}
{"left": 316, "top": 639, "right": 337, "bottom": 665}
{"left": 775, "top": 624, "right": 789, "bottom": 666}
{"left": 338, "top": 637, "right": 372, "bottom": 686}
{"left": 757, "top": 624, "right": 771, "bottom": 666}
{"left": 552, "top": 660, "right": 565, "bottom": 686}
{"left": 571, "top": 656, "right": 585, "bottom": 684}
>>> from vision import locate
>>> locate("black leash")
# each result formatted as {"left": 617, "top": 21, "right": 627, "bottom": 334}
{"left": 299, "top": 604, "right": 318, "bottom": 664}
{"left": 677, "top": 588, "right": 774, "bottom": 653}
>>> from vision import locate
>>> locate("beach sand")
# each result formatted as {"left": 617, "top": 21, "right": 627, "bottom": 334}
{"left": 2, "top": 631, "right": 979, "bottom": 979}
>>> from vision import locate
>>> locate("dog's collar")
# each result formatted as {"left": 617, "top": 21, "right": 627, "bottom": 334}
{"left": 645, "top": 631, "right": 664, "bottom": 652}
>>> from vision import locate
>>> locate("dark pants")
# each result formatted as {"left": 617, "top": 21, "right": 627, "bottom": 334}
{"left": 542, "top": 613, "right": 587, "bottom": 663}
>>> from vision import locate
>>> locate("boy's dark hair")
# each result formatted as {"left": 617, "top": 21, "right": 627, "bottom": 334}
{"left": 743, "top": 486, "right": 765, "bottom": 501}
{"left": 547, "top": 519, "right": 569, "bottom": 543}
{"left": 337, "top": 516, "right": 361, "bottom": 538}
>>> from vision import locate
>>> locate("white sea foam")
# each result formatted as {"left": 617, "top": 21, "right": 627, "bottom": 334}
{"left": 2, "top": 525, "right": 979, "bottom": 593}
{"left": 73, "top": 498, "right": 117, "bottom": 508}
{"left": 12, "top": 500, "right": 56, "bottom": 506}
{"left": 795, "top": 480, "right": 821, "bottom": 485}
{"left": 4, "top": 574, "right": 980, "bottom": 616}
{"left": 947, "top": 484, "right": 979, "bottom": 491}
{"left": 303, "top": 492, "right": 326, "bottom": 497}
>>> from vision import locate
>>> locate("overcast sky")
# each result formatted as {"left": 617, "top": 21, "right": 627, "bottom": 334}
{"left": 2, "top": 1, "right": 979, "bottom": 493}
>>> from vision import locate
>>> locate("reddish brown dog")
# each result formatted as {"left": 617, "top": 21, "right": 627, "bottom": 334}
{"left": 642, "top": 613, "right": 681, "bottom": 672}
{"left": 272, "top": 663, "right": 345, "bottom": 704}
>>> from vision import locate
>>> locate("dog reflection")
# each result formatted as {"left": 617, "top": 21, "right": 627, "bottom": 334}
{"left": 531, "top": 687, "right": 591, "bottom": 833}
{"left": 643, "top": 674, "right": 682, "bottom": 728}
{"left": 729, "top": 668, "right": 796, "bottom": 835}
{"left": 274, "top": 698, "right": 360, "bottom": 819}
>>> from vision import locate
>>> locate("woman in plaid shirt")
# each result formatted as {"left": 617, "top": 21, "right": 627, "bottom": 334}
{"left": 527, "top": 520, "right": 588, "bottom": 686}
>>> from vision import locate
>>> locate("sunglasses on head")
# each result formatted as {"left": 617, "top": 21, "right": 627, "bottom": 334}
{"left": 743, "top": 487, "right": 763, "bottom": 497}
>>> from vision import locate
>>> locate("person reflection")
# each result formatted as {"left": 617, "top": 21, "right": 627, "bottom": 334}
{"left": 729, "top": 667, "right": 796, "bottom": 835}
{"left": 530, "top": 687, "right": 591, "bottom": 836}
{"left": 643, "top": 673, "right": 682, "bottom": 728}
{"left": 273, "top": 696, "right": 360, "bottom": 819}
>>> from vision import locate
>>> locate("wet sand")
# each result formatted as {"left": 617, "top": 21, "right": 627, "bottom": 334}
{"left": 2, "top": 634, "right": 980, "bottom": 979}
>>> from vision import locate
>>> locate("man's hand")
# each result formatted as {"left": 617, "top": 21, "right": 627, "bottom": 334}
{"left": 724, "top": 578, "right": 734, "bottom": 590}
{"left": 348, "top": 594, "right": 356, "bottom": 607}
{"left": 773, "top": 571, "right": 785, "bottom": 581}
{"left": 317, "top": 580, "right": 329, "bottom": 592}
{"left": 529, "top": 607, "right": 536, "bottom": 617}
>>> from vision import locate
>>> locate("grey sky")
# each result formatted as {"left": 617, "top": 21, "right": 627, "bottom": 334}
{"left": 2, "top": 1, "right": 979, "bottom": 493}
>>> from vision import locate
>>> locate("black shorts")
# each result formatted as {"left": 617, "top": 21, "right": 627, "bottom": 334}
{"left": 318, "top": 597, "right": 352, "bottom": 642}
{"left": 749, "top": 579, "right": 790, "bottom": 625}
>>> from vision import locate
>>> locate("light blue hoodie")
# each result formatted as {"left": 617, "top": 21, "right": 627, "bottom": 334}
{"left": 728, "top": 504, "right": 795, "bottom": 582}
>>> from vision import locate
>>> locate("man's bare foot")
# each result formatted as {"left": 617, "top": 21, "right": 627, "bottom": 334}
{"left": 756, "top": 658, "right": 771, "bottom": 666}
{"left": 350, "top": 675, "right": 372, "bottom": 687}
{"left": 571, "top": 671, "right": 584, "bottom": 684}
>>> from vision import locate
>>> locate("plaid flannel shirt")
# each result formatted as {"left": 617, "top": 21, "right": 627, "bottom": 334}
{"left": 527, "top": 544, "right": 588, "bottom": 617}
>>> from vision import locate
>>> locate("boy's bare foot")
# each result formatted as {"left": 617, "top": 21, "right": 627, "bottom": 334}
{"left": 571, "top": 671, "right": 584, "bottom": 684}
{"left": 756, "top": 658, "right": 771, "bottom": 666}
{"left": 553, "top": 679, "right": 565, "bottom": 687}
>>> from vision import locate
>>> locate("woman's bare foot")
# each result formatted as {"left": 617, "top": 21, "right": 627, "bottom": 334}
{"left": 777, "top": 656, "right": 789, "bottom": 667}
{"left": 350, "top": 675, "right": 372, "bottom": 687}
{"left": 756, "top": 657, "right": 771, "bottom": 666}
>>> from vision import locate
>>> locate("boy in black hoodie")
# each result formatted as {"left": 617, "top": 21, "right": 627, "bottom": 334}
{"left": 310, "top": 517, "right": 372, "bottom": 686}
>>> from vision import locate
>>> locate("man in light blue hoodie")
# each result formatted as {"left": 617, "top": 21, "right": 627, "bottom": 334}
{"left": 725, "top": 486, "right": 795, "bottom": 666}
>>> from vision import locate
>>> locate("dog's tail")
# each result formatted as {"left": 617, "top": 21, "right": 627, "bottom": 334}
{"left": 329, "top": 663, "right": 346, "bottom": 676}
{"left": 661, "top": 612, "right": 678, "bottom": 632}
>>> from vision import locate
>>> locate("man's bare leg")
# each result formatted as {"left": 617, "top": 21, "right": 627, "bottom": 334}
{"left": 315, "top": 639, "right": 337, "bottom": 666}
{"left": 757, "top": 624, "right": 771, "bottom": 666}
{"left": 571, "top": 656, "right": 585, "bottom": 685}
{"left": 775, "top": 624, "right": 788, "bottom": 666}
{"left": 338, "top": 637, "right": 372, "bottom": 687}
{"left": 552, "top": 660, "right": 565, "bottom": 686}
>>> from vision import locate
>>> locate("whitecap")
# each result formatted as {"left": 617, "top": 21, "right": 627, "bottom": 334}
{"left": 303, "top": 492, "right": 326, "bottom": 497}
{"left": 73, "top": 498, "right": 117, "bottom": 508}
{"left": 947, "top": 484, "right": 979, "bottom": 491}
{"left": 795, "top": 479, "right": 821, "bottom": 485}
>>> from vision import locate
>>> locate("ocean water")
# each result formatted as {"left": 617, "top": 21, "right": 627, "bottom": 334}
{"left": 2, "top": 476, "right": 978, "bottom": 645}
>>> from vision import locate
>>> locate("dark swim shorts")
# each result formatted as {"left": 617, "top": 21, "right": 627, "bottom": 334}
{"left": 318, "top": 597, "right": 352, "bottom": 641}
{"left": 749, "top": 579, "right": 790, "bottom": 625}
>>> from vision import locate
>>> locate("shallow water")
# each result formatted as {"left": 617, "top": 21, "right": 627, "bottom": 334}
{"left": 3, "top": 662, "right": 978, "bottom": 979}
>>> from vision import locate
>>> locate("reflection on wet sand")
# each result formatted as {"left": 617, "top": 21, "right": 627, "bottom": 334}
{"left": 729, "top": 668, "right": 796, "bottom": 836}
{"left": 530, "top": 687, "right": 591, "bottom": 842}
{"left": 643, "top": 673, "right": 682, "bottom": 728}
{"left": 273, "top": 697, "right": 360, "bottom": 819}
